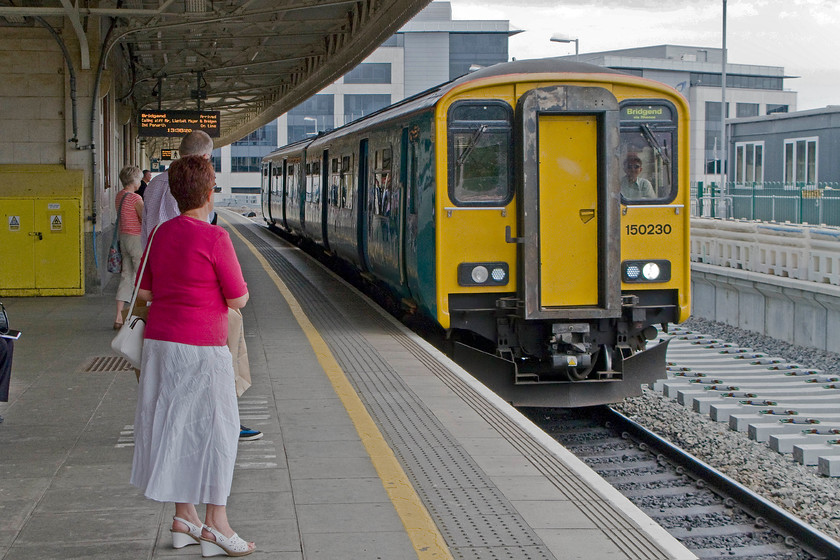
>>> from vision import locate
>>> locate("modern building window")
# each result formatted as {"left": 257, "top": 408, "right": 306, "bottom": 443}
{"left": 736, "top": 103, "right": 759, "bottom": 118}
{"left": 211, "top": 148, "right": 222, "bottom": 172}
{"left": 449, "top": 33, "right": 508, "bottom": 80}
{"left": 704, "top": 101, "right": 729, "bottom": 174}
{"left": 344, "top": 63, "right": 392, "bottom": 84}
{"left": 613, "top": 67, "right": 644, "bottom": 77}
{"left": 344, "top": 94, "right": 391, "bottom": 124}
{"left": 233, "top": 121, "right": 277, "bottom": 146}
{"left": 231, "top": 156, "right": 265, "bottom": 173}
{"left": 689, "top": 72, "right": 783, "bottom": 91}
{"left": 230, "top": 122, "right": 278, "bottom": 172}
{"left": 784, "top": 137, "right": 818, "bottom": 188}
{"left": 734, "top": 141, "right": 764, "bottom": 187}
{"left": 767, "top": 104, "right": 789, "bottom": 115}
{"left": 380, "top": 34, "right": 404, "bottom": 47}
{"left": 287, "top": 94, "right": 334, "bottom": 143}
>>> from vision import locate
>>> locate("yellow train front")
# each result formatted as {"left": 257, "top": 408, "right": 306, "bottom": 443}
{"left": 261, "top": 58, "right": 690, "bottom": 407}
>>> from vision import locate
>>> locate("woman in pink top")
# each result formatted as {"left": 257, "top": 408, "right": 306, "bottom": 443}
{"left": 114, "top": 166, "right": 144, "bottom": 329}
{"left": 130, "top": 155, "right": 254, "bottom": 557}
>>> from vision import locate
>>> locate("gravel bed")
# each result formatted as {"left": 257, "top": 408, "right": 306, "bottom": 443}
{"left": 614, "top": 316, "right": 840, "bottom": 542}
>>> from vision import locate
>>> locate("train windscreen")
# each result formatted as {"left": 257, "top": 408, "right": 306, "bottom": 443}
{"left": 447, "top": 101, "right": 514, "bottom": 206}
{"left": 619, "top": 102, "right": 677, "bottom": 204}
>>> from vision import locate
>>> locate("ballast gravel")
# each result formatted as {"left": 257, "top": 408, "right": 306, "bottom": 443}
{"left": 613, "top": 316, "right": 840, "bottom": 542}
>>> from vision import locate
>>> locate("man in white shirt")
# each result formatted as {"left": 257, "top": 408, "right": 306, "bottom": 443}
{"left": 141, "top": 130, "right": 214, "bottom": 247}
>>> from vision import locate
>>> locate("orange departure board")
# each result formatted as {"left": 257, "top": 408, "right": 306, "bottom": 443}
{"left": 139, "top": 110, "right": 220, "bottom": 137}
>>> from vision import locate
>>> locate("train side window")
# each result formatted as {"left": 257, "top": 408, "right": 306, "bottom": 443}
{"left": 447, "top": 100, "right": 514, "bottom": 206}
{"left": 312, "top": 160, "right": 321, "bottom": 203}
{"left": 329, "top": 157, "right": 340, "bottom": 206}
{"left": 372, "top": 146, "right": 393, "bottom": 216}
{"left": 619, "top": 102, "right": 677, "bottom": 204}
{"left": 287, "top": 163, "right": 296, "bottom": 200}
{"left": 341, "top": 155, "right": 353, "bottom": 209}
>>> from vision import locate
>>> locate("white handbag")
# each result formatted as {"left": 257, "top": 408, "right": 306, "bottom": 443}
{"left": 111, "top": 225, "right": 160, "bottom": 369}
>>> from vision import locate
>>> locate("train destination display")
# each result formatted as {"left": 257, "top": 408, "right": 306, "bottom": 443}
{"left": 139, "top": 110, "right": 220, "bottom": 137}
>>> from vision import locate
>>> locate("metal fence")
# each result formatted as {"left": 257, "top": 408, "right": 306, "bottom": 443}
{"left": 691, "top": 181, "right": 840, "bottom": 226}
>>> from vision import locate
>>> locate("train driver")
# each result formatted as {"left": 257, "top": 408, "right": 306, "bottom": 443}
{"left": 620, "top": 154, "right": 657, "bottom": 200}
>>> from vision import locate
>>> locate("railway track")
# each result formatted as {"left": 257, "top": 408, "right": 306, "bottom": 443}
{"left": 520, "top": 405, "right": 840, "bottom": 559}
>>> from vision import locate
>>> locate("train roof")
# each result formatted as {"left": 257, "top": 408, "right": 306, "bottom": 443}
{"left": 264, "top": 57, "right": 627, "bottom": 158}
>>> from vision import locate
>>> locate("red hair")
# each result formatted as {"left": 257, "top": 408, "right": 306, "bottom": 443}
{"left": 168, "top": 155, "right": 214, "bottom": 212}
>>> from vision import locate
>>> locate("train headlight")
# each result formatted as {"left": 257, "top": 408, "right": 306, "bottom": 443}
{"left": 458, "top": 262, "right": 510, "bottom": 286}
{"left": 471, "top": 266, "right": 489, "bottom": 284}
{"left": 622, "top": 260, "right": 671, "bottom": 283}
{"left": 642, "top": 262, "right": 660, "bottom": 281}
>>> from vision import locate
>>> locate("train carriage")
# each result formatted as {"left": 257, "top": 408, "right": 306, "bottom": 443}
{"left": 262, "top": 57, "right": 690, "bottom": 407}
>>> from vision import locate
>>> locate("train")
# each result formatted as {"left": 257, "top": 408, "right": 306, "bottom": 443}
{"left": 260, "top": 57, "right": 690, "bottom": 407}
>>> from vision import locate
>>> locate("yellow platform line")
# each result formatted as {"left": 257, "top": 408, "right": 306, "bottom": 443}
{"left": 226, "top": 219, "right": 453, "bottom": 560}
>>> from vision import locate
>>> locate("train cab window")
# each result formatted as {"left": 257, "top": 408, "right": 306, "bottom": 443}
{"left": 447, "top": 101, "right": 513, "bottom": 206}
{"left": 619, "top": 102, "right": 677, "bottom": 204}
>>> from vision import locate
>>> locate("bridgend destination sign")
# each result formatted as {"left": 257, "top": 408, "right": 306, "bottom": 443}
{"left": 139, "top": 110, "right": 221, "bottom": 137}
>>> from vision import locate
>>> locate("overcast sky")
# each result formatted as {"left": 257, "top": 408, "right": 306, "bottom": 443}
{"left": 450, "top": 0, "right": 840, "bottom": 111}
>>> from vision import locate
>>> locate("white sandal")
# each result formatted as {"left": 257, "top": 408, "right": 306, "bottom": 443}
{"left": 170, "top": 516, "right": 203, "bottom": 548}
{"left": 200, "top": 525, "right": 255, "bottom": 557}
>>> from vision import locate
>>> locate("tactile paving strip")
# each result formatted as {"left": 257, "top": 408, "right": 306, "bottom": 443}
{"left": 236, "top": 224, "right": 678, "bottom": 560}
{"left": 234, "top": 225, "right": 554, "bottom": 560}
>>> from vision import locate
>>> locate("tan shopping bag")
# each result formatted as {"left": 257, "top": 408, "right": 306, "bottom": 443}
{"left": 228, "top": 308, "right": 251, "bottom": 397}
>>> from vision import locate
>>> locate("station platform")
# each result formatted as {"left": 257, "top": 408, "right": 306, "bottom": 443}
{"left": 0, "top": 210, "right": 695, "bottom": 560}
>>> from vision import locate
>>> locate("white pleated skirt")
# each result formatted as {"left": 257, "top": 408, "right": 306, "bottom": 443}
{"left": 130, "top": 339, "right": 239, "bottom": 505}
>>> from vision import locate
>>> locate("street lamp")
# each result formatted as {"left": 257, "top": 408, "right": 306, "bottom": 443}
{"left": 550, "top": 33, "right": 579, "bottom": 61}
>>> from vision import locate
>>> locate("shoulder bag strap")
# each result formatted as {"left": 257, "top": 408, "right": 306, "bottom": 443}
{"left": 111, "top": 192, "right": 128, "bottom": 246}
{"left": 126, "top": 223, "right": 162, "bottom": 313}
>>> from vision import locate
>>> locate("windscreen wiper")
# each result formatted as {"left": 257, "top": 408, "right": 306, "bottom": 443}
{"left": 456, "top": 125, "right": 488, "bottom": 166}
{"left": 641, "top": 123, "right": 671, "bottom": 167}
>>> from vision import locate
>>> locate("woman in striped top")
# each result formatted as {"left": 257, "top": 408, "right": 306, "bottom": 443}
{"left": 114, "top": 166, "right": 145, "bottom": 329}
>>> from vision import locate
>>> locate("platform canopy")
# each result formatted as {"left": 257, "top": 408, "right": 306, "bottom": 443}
{"left": 0, "top": 0, "right": 430, "bottom": 146}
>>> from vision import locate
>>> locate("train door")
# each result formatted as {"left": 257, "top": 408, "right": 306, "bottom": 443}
{"left": 357, "top": 138, "right": 370, "bottom": 271}
{"left": 321, "top": 149, "right": 330, "bottom": 251}
{"left": 261, "top": 161, "right": 271, "bottom": 224}
{"left": 515, "top": 85, "right": 621, "bottom": 320}
{"left": 280, "top": 159, "right": 288, "bottom": 229}
{"left": 399, "top": 127, "right": 412, "bottom": 287}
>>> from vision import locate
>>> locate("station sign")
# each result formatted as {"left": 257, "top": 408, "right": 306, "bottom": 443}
{"left": 160, "top": 149, "right": 177, "bottom": 159}
{"left": 139, "top": 110, "right": 220, "bottom": 137}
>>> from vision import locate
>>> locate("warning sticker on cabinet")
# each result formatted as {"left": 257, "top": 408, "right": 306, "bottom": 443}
{"left": 50, "top": 214, "right": 63, "bottom": 231}
{"left": 8, "top": 216, "right": 20, "bottom": 231}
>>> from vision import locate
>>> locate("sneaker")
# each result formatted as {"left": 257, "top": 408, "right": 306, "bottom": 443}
{"left": 239, "top": 424, "right": 263, "bottom": 441}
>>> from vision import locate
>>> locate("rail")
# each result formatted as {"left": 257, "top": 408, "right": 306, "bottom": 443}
{"left": 602, "top": 407, "right": 840, "bottom": 560}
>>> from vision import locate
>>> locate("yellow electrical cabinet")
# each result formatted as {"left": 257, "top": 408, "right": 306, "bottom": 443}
{"left": 0, "top": 165, "right": 85, "bottom": 296}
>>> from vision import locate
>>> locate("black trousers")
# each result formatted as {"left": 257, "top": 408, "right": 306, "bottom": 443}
{"left": 0, "top": 337, "right": 13, "bottom": 402}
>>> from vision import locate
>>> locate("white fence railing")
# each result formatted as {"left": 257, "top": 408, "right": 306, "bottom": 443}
{"left": 691, "top": 218, "right": 840, "bottom": 286}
